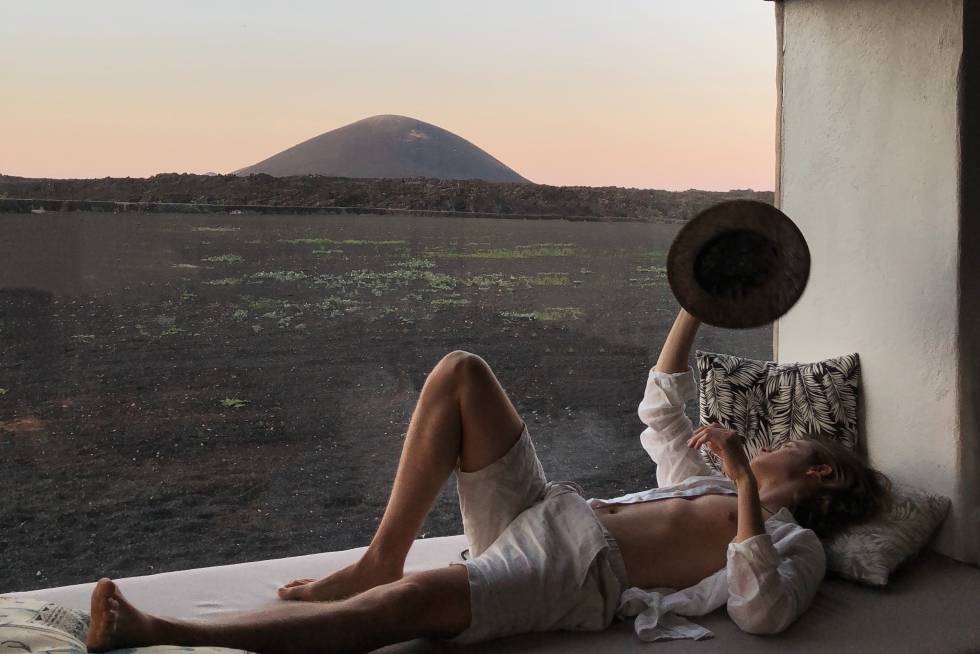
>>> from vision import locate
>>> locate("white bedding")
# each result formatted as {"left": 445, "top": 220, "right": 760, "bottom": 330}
{"left": 10, "top": 535, "right": 980, "bottom": 654}
{"left": 11, "top": 535, "right": 469, "bottom": 620}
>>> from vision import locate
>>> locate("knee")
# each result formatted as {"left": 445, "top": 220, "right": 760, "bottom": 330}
{"left": 435, "top": 350, "right": 490, "bottom": 384}
{"left": 378, "top": 575, "right": 469, "bottom": 638}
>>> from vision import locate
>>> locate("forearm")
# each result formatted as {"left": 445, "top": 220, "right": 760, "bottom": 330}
{"left": 655, "top": 309, "right": 701, "bottom": 373}
{"left": 733, "top": 472, "right": 767, "bottom": 542}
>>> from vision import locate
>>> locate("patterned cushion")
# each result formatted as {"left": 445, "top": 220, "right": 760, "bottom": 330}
{"left": 822, "top": 482, "right": 951, "bottom": 586}
{"left": 0, "top": 596, "right": 88, "bottom": 654}
{"left": 0, "top": 595, "right": 247, "bottom": 654}
{"left": 695, "top": 350, "right": 861, "bottom": 472}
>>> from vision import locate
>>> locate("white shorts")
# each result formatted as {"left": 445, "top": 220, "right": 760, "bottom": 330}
{"left": 446, "top": 424, "right": 629, "bottom": 645}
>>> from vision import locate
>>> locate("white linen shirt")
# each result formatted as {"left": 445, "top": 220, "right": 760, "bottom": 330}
{"left": 588, "top": 367, "right": 826, "bottom": 641}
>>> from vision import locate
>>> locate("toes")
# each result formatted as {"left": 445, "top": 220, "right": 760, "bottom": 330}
{"left": 91, "top": 579, "right": 116, "bottom": 613}
{"left": 277, "top": 585, "right": 308, "bottom": 601}
{"left": 87, "top": 579, "right": 118, "bottom": 652}
{"left": 97, "top": 578, "right": 116, "bottom": 598}
{"left": 277, "top": 578, "right": 315, "bottom": 600}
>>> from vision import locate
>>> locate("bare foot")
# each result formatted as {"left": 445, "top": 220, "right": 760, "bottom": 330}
{"left": 277, "top": 558, "right": 402, "bottom": 602}
{"left": 86, "top": 579, "right": 161, "bottom": 652}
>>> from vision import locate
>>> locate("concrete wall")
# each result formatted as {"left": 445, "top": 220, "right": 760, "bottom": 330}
{"left": 776, "top": 0, "right": 978, "bottom": 563}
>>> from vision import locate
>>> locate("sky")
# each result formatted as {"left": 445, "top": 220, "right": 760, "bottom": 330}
{"left": 0, "top": 1, "right": 777, "bottom": 191}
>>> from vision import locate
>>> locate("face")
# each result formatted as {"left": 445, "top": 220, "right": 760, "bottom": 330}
{"left": 750, "top": 439, "right": 818, "bottom": 480}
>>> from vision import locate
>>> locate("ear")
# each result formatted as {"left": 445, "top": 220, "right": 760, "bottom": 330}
{"left": 807, "top": 463, "right": 833, "bottom": 480}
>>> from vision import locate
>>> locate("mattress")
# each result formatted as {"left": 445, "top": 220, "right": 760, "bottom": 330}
{"left": 10, "top": 534, "right": 980, "bottom": 653}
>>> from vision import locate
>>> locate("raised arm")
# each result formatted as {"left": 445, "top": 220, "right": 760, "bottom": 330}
{"left": 655, "top": 309, "right": 701, "bottom": 373}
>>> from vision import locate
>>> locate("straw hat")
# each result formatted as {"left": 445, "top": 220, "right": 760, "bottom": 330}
{"left": 666, "top": 200, "right": 810, "bottom": 329}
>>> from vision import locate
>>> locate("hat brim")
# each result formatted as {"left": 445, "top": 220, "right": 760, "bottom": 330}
{"left": 667, "top": 200, "right": 810, "bottom": 329}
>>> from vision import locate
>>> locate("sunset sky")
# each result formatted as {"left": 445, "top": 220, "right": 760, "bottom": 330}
{"left": 0, "top": 1, "right": 776, "bottom": 191}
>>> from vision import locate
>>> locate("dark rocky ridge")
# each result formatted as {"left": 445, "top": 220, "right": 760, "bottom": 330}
{"left": 235, "top": 114, "right": 528, "bottom": 183}
{"left": 0, "top": 174, "right": 772, "bottom": 221}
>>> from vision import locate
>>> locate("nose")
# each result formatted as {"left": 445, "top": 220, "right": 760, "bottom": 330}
{"left": 759, "top": 447, "right": 771, "bottom": 454}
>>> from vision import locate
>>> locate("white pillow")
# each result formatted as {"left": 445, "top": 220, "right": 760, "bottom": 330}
{"left": 822, "top": 482, "right": 951, "bottom": 586}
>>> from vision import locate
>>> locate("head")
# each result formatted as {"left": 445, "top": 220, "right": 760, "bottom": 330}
{"left": 751, "top": 435, "right": 892, "bottom": 537}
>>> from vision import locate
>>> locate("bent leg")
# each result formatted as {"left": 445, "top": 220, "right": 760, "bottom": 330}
{"left": 280, "top": 350, "right": 525, "bottom": 602}
{"left": 374, "top": 351, "right": 526, "bottom": 558}
{"left": 90, "top": 566, "right": 472, "bottom": 654}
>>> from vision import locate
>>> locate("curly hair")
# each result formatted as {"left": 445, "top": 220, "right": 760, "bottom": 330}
{"left": 791, "top": 435, "right": 892, "bottom": 538}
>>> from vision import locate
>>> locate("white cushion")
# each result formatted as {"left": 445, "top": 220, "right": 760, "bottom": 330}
{"left": 10, "top": 535, "right": 469, "bottom": 619}
{"left": 822, "top": 482, "right": 951, "bottom": 586}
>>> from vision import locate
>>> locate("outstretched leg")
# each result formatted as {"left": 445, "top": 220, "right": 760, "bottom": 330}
{"left": 280, "top": 350, "right": 524, "bottom": 602}
{"left": 88, "top": 565, "right": 471, "bottom": 654}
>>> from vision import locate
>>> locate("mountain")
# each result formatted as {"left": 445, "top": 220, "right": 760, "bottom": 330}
{"left": 234, "top": 115, "right": 529, "bottom": 183}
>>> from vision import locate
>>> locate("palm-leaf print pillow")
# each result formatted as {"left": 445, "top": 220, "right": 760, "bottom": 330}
{"left": 695, "top": 350, "right": 860, "bottom": 472}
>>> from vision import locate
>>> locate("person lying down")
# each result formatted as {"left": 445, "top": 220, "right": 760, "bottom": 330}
{"left": 85, "top": 307, "right": 891, "bottom": 654}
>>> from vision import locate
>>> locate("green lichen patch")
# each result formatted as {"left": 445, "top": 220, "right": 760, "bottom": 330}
{"left": 202, "top": 254, "right": 244, "bottom": 264}
{"left": 249, "top": 270, "right": 309, "bottom": 282}
{"left": 635, "top": 265, "right": 667, "bottom": 275}
{"left": 315, "top": 296, "right": 363, "bottom": 317}
{"left": 523, "top": 273, "right": 569, "bottom": 287}
{"left": 426, "top": 243, "right": 576, "bottom": 259}
{"left": 393, "top": 257, "right": 436, "bottom": 270}
{"left": 501, "top": 307, "right": 584, "bottom": 321}
{"left": 279, "top": 238, "right": 405, "bottom": 248}
{"left": 422, "top": 271, "right": 456, "bottom": 291}
{"left": 313, "top": 268, "right": 457, "bottom": 296}
{"left": 463, "top": 273, "right": 518, "bottom": 291}
{"left": 430, "top": 297, "right": 471, "bottom": 308}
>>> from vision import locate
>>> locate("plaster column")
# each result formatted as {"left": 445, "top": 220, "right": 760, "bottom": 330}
{"left": 774, "top": 0, "right": 978, "bottom": 563}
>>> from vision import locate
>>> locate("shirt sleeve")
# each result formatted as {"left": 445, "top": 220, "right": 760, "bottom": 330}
{"left": 724, "top": 527, "right": 826, "bottom": 635}
{"left": 637, "top": 367, "right": 712, "bottom": 487}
